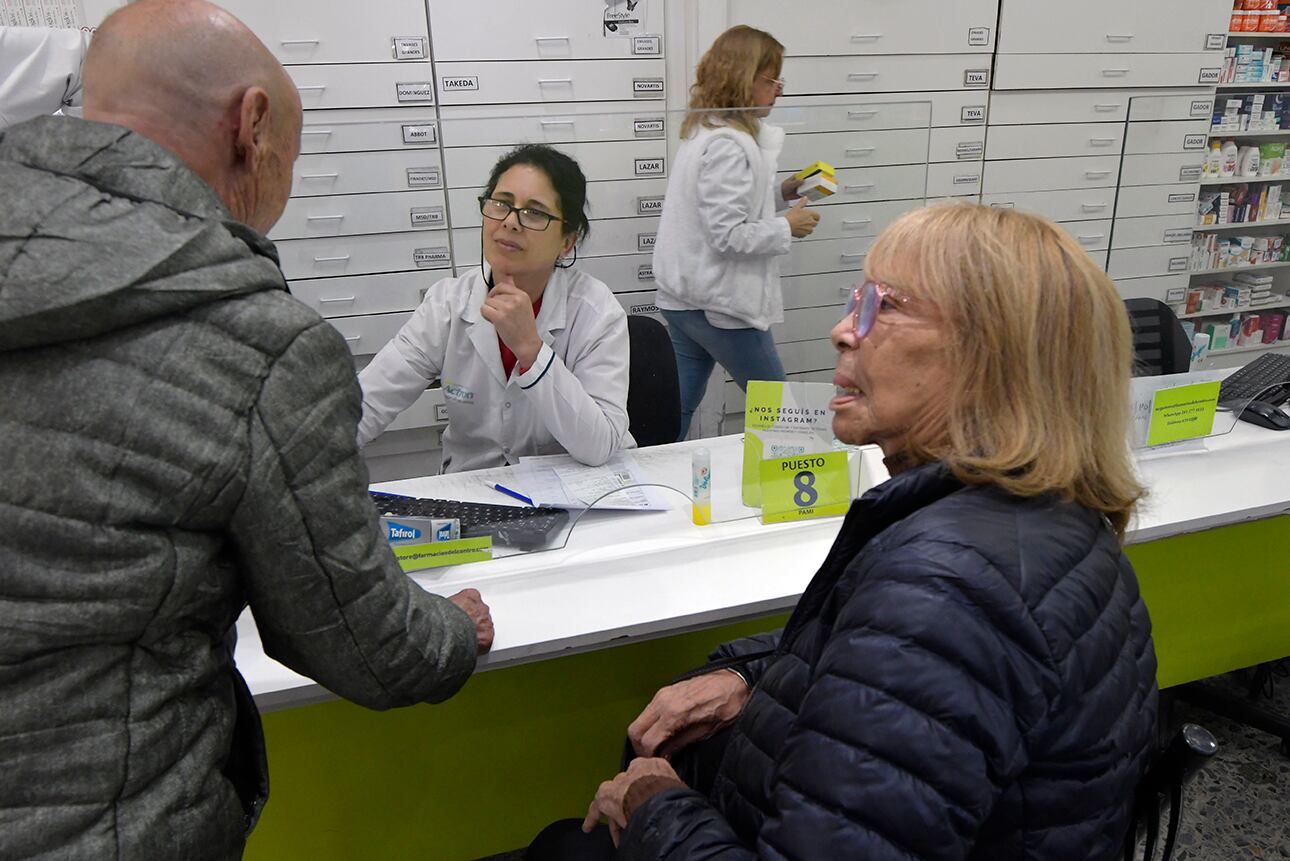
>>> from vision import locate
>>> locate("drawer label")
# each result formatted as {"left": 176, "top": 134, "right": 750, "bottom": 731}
{"left": 629, "top": 302, "right": 660, "bottom": 314}
{"left": 955, "top": 141, "right": 984, "bottom": 160}
{"left": 632, "top": 35, "right": 662, "bottom": 56}
{"left": 392, "top": 37, "right": 427, "bottom": 60}
{"left": 410, "top": 207, "right": 446, "bottom": 228}
{"left": 637, "top": 196, "right": 664, "bottom": 215}
{"left": 401, "top": 124, "right": 437, "bottom": 145}
{"left": 1163, "top": 228, "right": 1193, "bottom": 244}
{"left": 395, "top": 82, "right": 435, "bottom": 102}
{"left": 637, "top": 264, "right": 654, "bottom": 281}
{"left": 960, "top": 105, "right": 986, "bottom": 124}
{"left": 1168, "top": 192, "right": 1196, "bottom": 203}
{"left": 1166, "top": 286, "right": 1188, "bottom": 303}
{"left": 406, "top": 167, "right": 442, "bottom": 189}
{"left": 637, "top": 233, "right": 657, "bottom": 252}
{"left": 634, "top": 157, "right": 665, "bottom": 176}
{"left": 633, "top": 117, "right": 666, "bottom": 138}
{"left": 964, "top": 69, "right": 989, "bottom": 88}
{"left": 953, "top": 174, "right": 981, "bottom": 185}
{"left": 1182, "top": 133, "right": 1207, "bottom": 150}
{"left": 1167, "top": 257, "right": 1189, "bottom": 272}
{"left": 633, "top": 78, "right": 665, "bottom": 97}
{"left": 1198, "top": 68, "right": 1221, "bottom": 85}
{"left": 1205, "top": 33, "right": 1226, "bottom": 51}
{"left": 1190, "top": 99, "right": 1214, "bottom": 117}
{"left": 434, "top": 404, "right": 449, "bottom": 423}
{"left": 440, "top": 76, "right": 479, "bottom": 92}
{"left": 967, "top": 27, "right": 991, "bottom": 48}
{"left": 1179, "top": 165, "right": 1203, "bottom": 182}
{"left": 413, "top": 247, "right": 451, "bottom": 268}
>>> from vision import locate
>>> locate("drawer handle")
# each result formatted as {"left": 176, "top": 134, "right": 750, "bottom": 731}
{"left": 539, "top": 119, "right": 576, "bottom": 126}
{"left": 300, "top": 129, "right": 333, "bottom": 136}
{"left": 847, "top": 72, "right": 880, "bottom": 80}
{"left": 1081, "top": 203, "right": 1108, "bottom": 212}
{"left": 538, "top": 78, "right": 573, "bottom": 85}
{"left": 1089, "top": 137, "right": 1117, "bottom": 146}
{"left": 839, "top": 253, "right": 867, "bottom": 261}
{"left": 343, "top": 335, "right": 361, "bottom": 342}
{"left": 847, "top": 109, "right": 878, "bottom": 119}
{"left": 1101, "top": 69, "right": 1130, "bottom": 77}
{"left": 843, "top": 183, "right": 876, "bottom": 192}
{"left": 280, "top": 39, "right": 321, "bottom": 45}
{"left": 300, "top": 173, "right": 339, "bottom": 180}
{"left": 534, "top": 35, "right": 571, "bottom": 42}
{"left": 1077, "top": 234, "right": 1105, "bottom": 242}
{"left": 307, "top": 214, "right": 345, "bottom": 221}
{"left": 319, "top": 296, "right": 356, "bottom": 304}
{"left": 845, "top": 147, "right": 876, "bottom": 155}
{"left": 313, "top": 255, "right": 352, "bottom": 263}
{"left": 1105, "top": 33, "right": 1135, "bottom": 42}
{"left": 842, "top": 218, "right": 873, "bottom": 227}
{"left": 1093, "top": 103, "right": 1123, "bottom": 112}
{"left": 1085, "top": 170, "right": 1113, "bottom": 178}
{"left": 850, "top": 33, "right": 883, "bottom": 41}
{"left": 295, "top": 85, "right": 327, "bottom": 91}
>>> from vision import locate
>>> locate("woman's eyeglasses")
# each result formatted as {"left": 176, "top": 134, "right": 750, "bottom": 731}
{"left": 844, "top": 279, "right": 909, "bottom": 340}
{"left": 478, "top": 197, "right": 564, "bottom": 231}
{"left": 759, "top": 74, "right": 786, "bottom": 93}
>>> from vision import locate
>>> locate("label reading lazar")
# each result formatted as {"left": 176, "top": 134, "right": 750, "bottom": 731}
{"left": 410, "top": 207, "right": 445, "bottom": 228}
{"left": 964, "top": 69, "right": 989, "bottom": 88}
{"left": 967, "top": 27, "right": 990, "bottom": 47}
{"left": 637, "top": 264, "right": 654, "bottom": 281}
{"left": 961, "top": 105, "right": 986, "bottom": 124}
{"left": 633, "top": 78, "right": 664, "bottom": 97}
{"left": 406, "top": 167, "right": 442, "bottom": 188}
{"left": 395, "top": 82, "right": 434, "bottom": 102}
{"left": 1163, "top": 228, "right": 1193, "bottom": 244}
{"left": 634, "top": 157, "right": 665, "bottom": 176}
{"left": 413, "top": 247, "right": 450, "bottom": 268}
{"left": 392, "top": 37, "right": 426, "bottom": 60}
{"left": 637, "top": 233, "right": 657, "bottom": 252}
{"left": 401, "top": 124, "right": 437, "bottom": 145}
{"left": 633, "top": 117, "right": 665, "bottom": 138}
{"left": 637, "top": 196, "right": 664, "bottom": 215}
{"left": 632, "top": 35, "right": 661, "bottom": 55}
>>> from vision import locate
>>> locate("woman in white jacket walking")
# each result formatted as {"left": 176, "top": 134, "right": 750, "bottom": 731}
{"left": 652, "top": 25, "right": 819, "bottom": 439}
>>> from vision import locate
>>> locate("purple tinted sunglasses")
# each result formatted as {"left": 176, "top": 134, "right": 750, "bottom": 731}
{"left": 844, "top": 279, "right": 900, "bottom": 339}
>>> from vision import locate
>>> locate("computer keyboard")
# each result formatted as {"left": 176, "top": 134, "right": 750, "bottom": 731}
{"left": 371, "top": 491, "right": 570, "bottom": 551}
{"left": 1218, "top": 353, "right": 1290, "bottom": 407}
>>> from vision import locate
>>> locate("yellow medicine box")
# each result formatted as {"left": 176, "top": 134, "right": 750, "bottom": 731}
{"left": 793, "top": 160, "right": 835, "bottom": 182}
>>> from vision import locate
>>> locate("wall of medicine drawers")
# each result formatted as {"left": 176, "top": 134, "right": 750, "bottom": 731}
{"left": 79, "top": 0, "right": 1277, "bottom": 479}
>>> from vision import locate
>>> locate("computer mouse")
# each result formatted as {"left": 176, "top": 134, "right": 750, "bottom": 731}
{"left": 1239, "top": 400, "right": 1290, "bottom": 431}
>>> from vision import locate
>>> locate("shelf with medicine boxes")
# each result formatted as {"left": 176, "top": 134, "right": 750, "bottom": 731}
{"left": 1217, "top": 81, "right": 1290, "bottom": 87}
{"left": 1226, "top": 31, "right": 1290, "bottom": 38}
{"left": 1208, "top": 128, "right": 1290, "bottom": 135}
{"left": 1206, "top": 340, "right": 1290, "bottom": 355}
{"left": 1180, "top": 299, "right": 1290, "bottom": 317}
{"left": 1194, "top": 215, "right": 1290, "bottom": 228}
{"left": 1188, "top": 258, "right": 1290, "bottom": 274}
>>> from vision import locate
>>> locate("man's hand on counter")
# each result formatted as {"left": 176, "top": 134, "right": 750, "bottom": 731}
{"left": 449, "top": 588, "right": 495, "bottom": 655}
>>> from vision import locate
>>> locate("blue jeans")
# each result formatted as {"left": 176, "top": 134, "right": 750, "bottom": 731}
{"left": 661, "top": 309, "right": 786, "bottom": 440}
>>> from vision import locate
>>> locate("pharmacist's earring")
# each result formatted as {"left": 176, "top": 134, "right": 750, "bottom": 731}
{"left": 555, "top": 236, "right": 578, "bottom": 269}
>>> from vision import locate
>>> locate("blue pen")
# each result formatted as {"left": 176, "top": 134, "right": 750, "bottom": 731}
{"left": 492, "top": 483, "right": 535, "bottom": 506}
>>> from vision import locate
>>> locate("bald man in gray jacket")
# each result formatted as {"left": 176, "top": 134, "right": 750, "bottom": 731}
{"left": 0, "top": 2, "right": 492, "bottom": 857}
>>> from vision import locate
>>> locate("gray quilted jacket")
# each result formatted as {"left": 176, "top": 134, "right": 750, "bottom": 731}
{"left": 0, "top": 116, "right": 480, "bottom": 860}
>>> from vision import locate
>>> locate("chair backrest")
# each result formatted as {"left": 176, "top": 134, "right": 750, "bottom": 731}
{"left": 1124, "top": 298, "right": 1192, "bottom": 377}
{"left": 1124, "top": 723, "right": 1218, "bottom": 861}
{"left": 626, "top": 314, "right": 681, "bottom": 446}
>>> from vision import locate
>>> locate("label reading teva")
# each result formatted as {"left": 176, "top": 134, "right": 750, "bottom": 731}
{"left": 1163, "top": 228, "right": 1193, "bottom": 244}
{"left": 633, "top": 117, "right": 665, "bottom": 137}
{"left": 1205, "top": 33, "right": 1226, "bottom": 50}
{"left": 401, "top": 124, "right": 437, "bottom": 145}
{"left": 413, "top": 247, "right": 450, "bottom": 268}
{"left": 1179, "top": 165, "right": 1203, "bottom": 182}
{"left": 1168, "top": 192, "right": 1197, "bottom": 203}
{"left": 440, "top": 76, "right": 479, "bottom": 92}
{"left": 633, "top": 78, "right": 665, "bottom": 97}
{"left": 637, "top": 196, "right": 664, "bottom": 215}
{"left": 634, "top": 157, "right": 665, "bottom": 176}
{"left": 960, "top": 105, "right": 986, "bottom": 124}
{"left": 1168, "top": 257, "right": 1189, "bottom": 272}
{"left": 410, "top": 207, "right": 446, "bottom": 228}
{"left": 637, "top": 264, "right": 654, "bottom": 281}
{"left": 632, "top": 35, "right": 662, "bottom": 55}
{"left": 956, "top": 141, "right": 984, "bottom": 160}
{"left": 964, "top": 69, "right": 989, "bottom": 88}
{"left": 395, "top": 82, "right": 434, "bottom": 102}
{"left": 967, "top": 27, "right": 990, "bottom": 47}
{"left": 1191, "top": 99, "right": 1214, "bottom": 117}
{"left": 1183, "top": 133, "right": 1207, "bottom": 150}
{"left": 406, "top": 167, "right": 442, "bottom": 189}
{"left": 637, "top": 233, "right": 657, "bottom": 252}
{"left": 392, "top": 37, "right": 426, "bottom": 60}
{"left": 1198, "top": 68, "right": 1221, "bottom": 84}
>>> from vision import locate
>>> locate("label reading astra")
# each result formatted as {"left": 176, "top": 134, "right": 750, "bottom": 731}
{"left": 637, "top": 264, "right": 654, "bottom": 281}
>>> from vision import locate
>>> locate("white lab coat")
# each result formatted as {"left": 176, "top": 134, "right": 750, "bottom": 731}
{"left": 0, "top": 27, "right": 90, "bottom": 130}
{"left": 357, "top": 266, "right": 634, "bottom": 473}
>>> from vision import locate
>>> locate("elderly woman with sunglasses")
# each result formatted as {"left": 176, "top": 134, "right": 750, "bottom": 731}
{"left": 561, "top": 204, "right": 1159, "bottom": 861}
{"left": 357, "top": 144, "right": 632, "bottom": 473}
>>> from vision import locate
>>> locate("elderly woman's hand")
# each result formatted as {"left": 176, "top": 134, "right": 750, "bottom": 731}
{"left": 627, "top": 669, "right": 752, "bottom": 758}
{"left": 581, "top": 757, "right": 686, "bottom": 847}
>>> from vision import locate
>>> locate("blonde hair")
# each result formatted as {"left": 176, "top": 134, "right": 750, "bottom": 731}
{"left": 864, "top": 203, "right": 1143, "bottom": 537}
{"left": 680, "top": 25, "right": 784, "bottom": 139}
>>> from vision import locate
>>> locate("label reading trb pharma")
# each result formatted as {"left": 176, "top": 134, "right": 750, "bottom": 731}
{"left": 413, "top": 247, "right": 450, "bottom": 268}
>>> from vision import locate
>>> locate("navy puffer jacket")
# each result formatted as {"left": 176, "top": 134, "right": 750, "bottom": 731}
{"left": 623, "top": 462, "right": 1158, "bottom": 860}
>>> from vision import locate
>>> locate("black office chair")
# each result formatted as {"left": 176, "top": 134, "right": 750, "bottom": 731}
{"left": 1124, "top": 298, "right": 1192, "bottom": 377}
{"left": 626, "top": 314, "right": 681, "bottom": 446}
{"left": 1124, "top": 723, "right": 1218, "bottom": 861}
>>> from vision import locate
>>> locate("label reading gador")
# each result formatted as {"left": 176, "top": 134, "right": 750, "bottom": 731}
{"left": 1183, "top": 134, "right": 1207, "bottom": 150}
{"left": 1191, "top": 99, "right": 1214, "bottom": 117}
{"left": 1198, "top": 68, "right": 1221, "bottom": 84}
{"left": 395, "top": 82, "right": 434, "bottom": 102}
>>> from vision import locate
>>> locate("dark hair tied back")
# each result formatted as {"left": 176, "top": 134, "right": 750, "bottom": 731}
{"left": 483, "top": 144, "right": 591, "bottom": 244}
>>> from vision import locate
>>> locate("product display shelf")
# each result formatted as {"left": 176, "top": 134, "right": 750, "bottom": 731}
{"left": 1207, "top": 128, "right": 1290, "bottom": 137}
{"left": 1189, "top": 259, "right": 1290, "bottom": 275}
{"left": 1217, "top": 81, "right": 1290, "bottom": 89}
{"left": 1204, "top": 340, "right": 1290, "bottom": 357}
{"left": 1225, "top": 31, "right": 1290, "bottom": 39}
{"left": 1179, "top": 300, "right": 1290, "bottom": 319}
{"left": 1195, "top": 216, "right": 1290, "bottom": 231}
{"left": 1200, "top": 174, "right": 1290, "bottom": 184}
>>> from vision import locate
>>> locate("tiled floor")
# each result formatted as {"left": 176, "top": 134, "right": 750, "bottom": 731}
{"left": 478, "top": 665, "right": 1290, "bottom": 861}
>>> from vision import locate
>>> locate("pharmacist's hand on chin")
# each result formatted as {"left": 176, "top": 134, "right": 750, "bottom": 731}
{"left": 482, "top": 275, "right": 542, "bottom": 367}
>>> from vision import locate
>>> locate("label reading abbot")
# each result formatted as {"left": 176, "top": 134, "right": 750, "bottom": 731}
{"left": 401, "top": 124, "right": 437, "bottom": 145}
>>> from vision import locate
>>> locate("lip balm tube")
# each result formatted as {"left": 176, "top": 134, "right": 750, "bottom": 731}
{"left": 692, "top": 447, "right": 711, "bottom": 526}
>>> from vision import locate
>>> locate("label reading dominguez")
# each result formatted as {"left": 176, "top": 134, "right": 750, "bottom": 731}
{"left": 760, "top": 452, "right": 851, "bottom": 524}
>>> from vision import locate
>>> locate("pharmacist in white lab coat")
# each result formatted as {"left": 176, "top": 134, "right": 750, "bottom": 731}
{"left": 0, "top": 26, "right": 91, "bottom": 129}
{"left": 357, "top": 144, "right": 633, "bottom": 473}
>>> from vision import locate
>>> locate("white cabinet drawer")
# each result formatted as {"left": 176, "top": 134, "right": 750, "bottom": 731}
{"left": 290, "top": 64, "right": 434, "bottom": 110}
{"left": 929, "top": 126, "right": 986, "bottom": 164}
{"left": 217, "top": 0, "right": 430, "bottom": 65}
{"left": 329, "top": 312, "right": 414, "bottom": 357}
{"left": 292, "top": 150, "right": 444, "bottom": 197}
{"left": 781, "top": 54, "right": 992, "bottom": 96}
{"left": 300, "top": 108, "right": 439, "bottom": 154}
{"left": 276, "top": 233, "right": 451, "bottom": 280}
{"left": 272, "top": 191, "right": 448, "bottom": 241}
{"left": 451, "top": 217, "right": 661, "bottom": 266}
{"left": 291, "top": 271, "right": 433, "bottom": 318}
{"left": 573, "top": 253, "right": 656, "bottom": 293}
{"left": 772, "top": 306, "right": 849, "bottom": 344}
{"left": 427, "top": 0, "right": 665, "bottom": 61}
{"left": 775, "top": 92, "right": 987, "bottom": 130}
{"left": 781, "top": 236, "right": 879, "bottom": 277}
{"left": 809, "top": 199, "right": 924, "bottom": 243}
{"left": 1120, "top": 153, "right": 1207, "bottom": 187}
{"left": 387, "top": 389, "right": 448, "bottom": 433}
{"left": 1057, "top": 220, "right": 1113, "bottom": 252}
{"left": 780, "top": 128, "right": 930, "bottom": 171}
{"left": 993, "top": 54, "right": 1221, "bottom": 91}
{"left": 982, "top": 156, "right": 1121, "bottom": 194}
{"left": 997, "top": 0, "right": 1229, "bottom": 54}
{"left": 766, "top": 338, "right": 839, "bottom": 377}
{"left": 438, "top": 102, "right": 662, "bottom": 147}
{"left": 442, "top": 140, "right": 666, "bottom": 187}
{"left": 730, "top": 0, "right": 998, "bottom": 55}
{"left": 449, "top": 178, "right": 669, "bottom": 227}
{"left": 1114, "top": 184, "right": 1199, "bottom": 219}
{"left": 986, "top": 123, "right": 1125, "bottom": 161}
{"left": 1129, "top": 93, "right": 1216, "bottom": 123}
{"left": 981, "top": 188, "right": 1117, "bottom": 223}
{"left": 927, "top": 162, "right": 983, "bottom": 197}
{"left": 783, "top": 272, "right": 862, "bottom": 311}
{"left": 434, "top": 59, "right": 665, "bottom": 105}
{"left": 775, "top": 164, "right": 928, "bottom": 205}
{"left": 1112, "top": 273, "right": 1192, "bottom": 302}
{"left": 1107, "top": 245, "right": 1192, "bottom": 279}
{"left": 1110, "top": 215, "right": 1196, "bottom": 250}
{"left": 988, "top": 90, "right": 1131, "bottom": 125}
{"left": 1124, "top": 120, "right": 1211, "bottom": 155}
{"left": 613, "top": 290, "right": 662, "bottom": 319}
